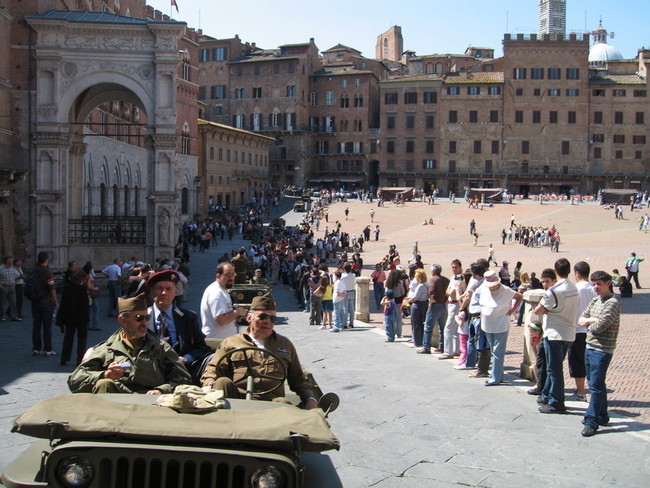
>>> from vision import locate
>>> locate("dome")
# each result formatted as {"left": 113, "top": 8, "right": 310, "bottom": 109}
{"left": 588, "top": 21, "right": 624, "bottom": 67}
{"left": 589, "top": 42, "right": 623, "bottom": 64}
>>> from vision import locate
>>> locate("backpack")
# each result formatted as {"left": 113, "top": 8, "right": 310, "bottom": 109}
{"left": 24, "top": 267, "right": 48, "bottom": 301}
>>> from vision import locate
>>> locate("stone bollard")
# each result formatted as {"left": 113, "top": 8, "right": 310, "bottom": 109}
{"left": 354, "top": 276, "right": 370, "bottom": 323}
{"left": 520, "top": 289, "right": 546, "bottom": 381}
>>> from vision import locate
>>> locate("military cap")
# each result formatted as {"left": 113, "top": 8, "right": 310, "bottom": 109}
{"left": 250, "top": 293, "right": 276, "bottom": 311}
{"left": 118, "top": 293, "right": 148, "bottom": 313}
{"left": 147, "top": 270, "right": 180, "bottom": 287}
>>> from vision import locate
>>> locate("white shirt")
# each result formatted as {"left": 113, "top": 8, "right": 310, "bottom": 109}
{"left": 200, "top": 281, "right": 238, "bottom": 339}
{"left": 333, "top": 279, "right": 347, "bottom": 304}
{"left": 540, "top": 278, "right": 579, "bottom": 341}
{"left": 479, "top": 284, "right": 516, "bottom": 333}
{"left": 575, "top": 280, "right": 597, "bottom": 334}
{"left": 341, "top": 272, "right": 356, "bottom": 292}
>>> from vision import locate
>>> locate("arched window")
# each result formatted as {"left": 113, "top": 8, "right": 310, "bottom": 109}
{"left": 383, "top": 38, "right": 388, "bottom": 58}
{"left": 181, "top": 124, "right": 190, "bottom": 155}
{"left": 100, "top": 184, "right": 107, "bottom": 217}
{"left": 181, "top": 188, "right": 189, "bottom": 215}
{"left": 123, "top": 185, "right": 130, "bottom": 216}
{"left": 435, "top": 62, "right": 444, "bottom": 74}
{"left": 426, "top": 63, "right": 434, "bottom": 74}
{"left": 113, "top": 184, "right": 120, "bottom": 216}
{"left": 134, "top": 186, "right": 140, "bottom": 216}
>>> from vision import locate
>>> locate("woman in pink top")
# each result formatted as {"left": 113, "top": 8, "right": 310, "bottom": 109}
{"left": 370, "top": 263, "right": 386, "bottom": 310}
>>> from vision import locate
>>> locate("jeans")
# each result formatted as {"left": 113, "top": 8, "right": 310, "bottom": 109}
{"left": 584, "top": 348, "right": 613, "bottom": 428}
{"left": 466, "top": 316, "right": 490, "bottom": 372}
{"left": 384, "top": 309, "right": 396, "bottom": 341}
{"left": 422, "top": 304, "right": 447, "bottom": 351}
{"left": 542, "top": 338, "right": 572, "bottom": 406}
{"left": 485, "top": 330, "right": 509, "bottom": 384}
{"left": 373, "top": 283, "right": 385, "bottom": 309}
{"left": 309, "top": 295, "right": 323, "bottom": 325}
{"left": 345, "top": 292, "right": 355, "bottom": 326}
{"left": 333, "top": 300, "right": 346, "bottom": 331}
{"left": 89, "top": 299, "right": 100, "bottom": 329}
{"left": 107, "top": 281, "right": 121, "bottom": 316}
{"left": 32, "top": 299, "right": 54, "bottom": 352}
{"left": 410, "top": 300, "right": 428, "bottom": 348}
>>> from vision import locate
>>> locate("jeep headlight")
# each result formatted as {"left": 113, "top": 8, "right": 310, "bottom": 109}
{"left": 250, "top": 465, "right": 285, "bottom": 488}
{"left": 56, "top": 456, "right": 94, "bottom": 487}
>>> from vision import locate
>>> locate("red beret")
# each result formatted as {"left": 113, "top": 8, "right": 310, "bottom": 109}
{"left": 147, "top": 270, "right": 180, "bottom": 286}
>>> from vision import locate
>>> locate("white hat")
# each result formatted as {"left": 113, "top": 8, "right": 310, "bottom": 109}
{"left": 483, "top": 270, "right": 501, "bottom": 289}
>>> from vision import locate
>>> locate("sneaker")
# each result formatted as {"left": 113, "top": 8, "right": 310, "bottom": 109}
{"left": 438, "top": 355, "right": 454, "bottom": 360}
{"left": 539, "top": 404, "right": 567, "bottom": 414}
{"left": 568, "top": 392, "right": 587, "bottom": 402}
{"left": 32, "top": 350, "right": 40, "bottom": 356}
{"left": 454, "top": 364, "right": 468, "bottom": 370}
{"left": 319, "top": 325, "right": 327, "bottom": 330}
{"left": 527, "top": 386, "right": 542, "bottom": 395}
{"left": 432, "top": 348, "right": 443, "bottom": 353}
{"left": 468, "top": 371, "right": 488, "bottom": 378}
{"left": 416, "top": 348, "right": 431, "bottom": 354}
{"left": 12, "top": 317, "right": 22, "bottom": 322}
{"left": 537, "top": 396, "right": 548, "bottom": 405}
{"left": 43, "top": 351, "right": 57, "bottom": 357}
{"left": 384, "top": 339, "right": 394, "bottom": 343}
{"left": 330, "top": 328, "right": 340, "bottom": 333}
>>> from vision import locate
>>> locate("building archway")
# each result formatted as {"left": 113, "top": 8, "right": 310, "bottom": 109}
{"left": 27, "top": 11, "right": 188, "bottom": 265}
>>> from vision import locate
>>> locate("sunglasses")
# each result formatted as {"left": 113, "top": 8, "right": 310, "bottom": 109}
{"left": 133, "top": 314, "right": 151, "bottom": 322}
{"left": 256, "top": 313, "right": 278, "bottom": 324}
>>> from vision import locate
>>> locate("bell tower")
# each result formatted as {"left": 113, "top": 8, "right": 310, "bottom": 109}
{"left": 538, "top": 0, "right": 566, "bottom": 38}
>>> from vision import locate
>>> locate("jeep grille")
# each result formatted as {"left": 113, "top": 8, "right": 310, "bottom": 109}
{"left": 47, "top": 444, "right": 296, "bottom": 488}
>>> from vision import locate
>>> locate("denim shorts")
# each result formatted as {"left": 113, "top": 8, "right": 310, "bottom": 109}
{"left": 322, "top": 299, "right": 333, "bottom": 312}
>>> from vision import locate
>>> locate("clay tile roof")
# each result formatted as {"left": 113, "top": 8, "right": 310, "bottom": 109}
{"left": 589, "top": 74, "right": 646, "bottom": 85}
{"left": 443, "top": 72, "right": 504, "bottom": 84}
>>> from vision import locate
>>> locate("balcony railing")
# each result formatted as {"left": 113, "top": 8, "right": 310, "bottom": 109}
{"left": 68, "top": 216, "right": 147, "bottom": 245}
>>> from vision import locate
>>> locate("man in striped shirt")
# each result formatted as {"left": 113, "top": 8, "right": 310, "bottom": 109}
{"left": 578, "top": 271, "right": 620, "bottom": 437}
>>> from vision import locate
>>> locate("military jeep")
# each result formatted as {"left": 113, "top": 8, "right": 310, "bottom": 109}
{"left": 1, "top": 391, "right": 341, "bottom": 488}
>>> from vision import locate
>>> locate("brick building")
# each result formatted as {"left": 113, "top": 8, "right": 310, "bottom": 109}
{"left": 377, "top": 32, "right": 648, "bottom": 195}
{"left": 198, "top": 120, "right": 274, "bottom": 217}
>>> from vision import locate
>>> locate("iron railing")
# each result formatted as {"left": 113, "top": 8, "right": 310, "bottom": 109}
{"left": 68, "top": 216, "right": 147, "bottom": 244}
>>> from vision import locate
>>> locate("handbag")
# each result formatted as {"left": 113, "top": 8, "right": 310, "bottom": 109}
{"left": 88, "top": 288, "right": 99, "bottom": 299}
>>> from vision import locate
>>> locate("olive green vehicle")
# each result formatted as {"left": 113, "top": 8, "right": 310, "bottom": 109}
{"left": 1, "top": 386, "right": 341, "bottom": 488}
{"left": 292, "top": 201, "right": 305, "bottom": 212}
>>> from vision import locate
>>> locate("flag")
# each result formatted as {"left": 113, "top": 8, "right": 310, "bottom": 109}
{"left": 171, "top": 0, "right": 179, "bottom": 13}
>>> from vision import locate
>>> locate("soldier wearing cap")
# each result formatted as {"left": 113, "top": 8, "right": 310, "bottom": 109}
{"left": 146, "top": 270, "right": 211, "bottom": 384}
{"left": 201, "top": 293, "right": 318, "bottom": 409}
{"left": 68, "top": 293, "right": 192, "bottom": 395}
{"left": 231, "top": 248, "right": 249, "bottom": 284}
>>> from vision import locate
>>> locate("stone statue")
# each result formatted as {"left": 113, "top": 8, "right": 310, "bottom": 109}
{"left": 159, "top": 210, "right": 170, "bottom": 246}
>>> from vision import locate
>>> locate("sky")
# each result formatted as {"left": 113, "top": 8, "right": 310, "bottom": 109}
{"left": 147, "top": 0, "right": 647, "bottom": 60}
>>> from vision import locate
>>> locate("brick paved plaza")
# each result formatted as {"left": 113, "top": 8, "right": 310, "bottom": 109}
{"left": 321, "top": 197, "right": 650, "bottom": 423}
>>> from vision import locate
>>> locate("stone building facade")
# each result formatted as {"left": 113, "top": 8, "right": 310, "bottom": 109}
{"left": 198, "top": 120, "right": 274, "bottom": 216}
{"left": 1, "top": 1, "right": 200, "bottom": 265}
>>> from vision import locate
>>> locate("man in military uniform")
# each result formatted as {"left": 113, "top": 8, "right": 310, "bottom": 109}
{"left": 68, "top": 293, "right": 191, "bottom": 394}
{"left": 201, "top": 293, "right": 318, "bottom": 409}
{"left": 250, "top": 268, "right": 270, "bottom": 286}
{"left": 232, "top": 248, "right": 249, "bottom": 284}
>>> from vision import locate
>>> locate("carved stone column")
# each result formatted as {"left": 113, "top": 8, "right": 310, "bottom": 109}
{"left": 354, "top": 276, "right": 370, "bottom": 323}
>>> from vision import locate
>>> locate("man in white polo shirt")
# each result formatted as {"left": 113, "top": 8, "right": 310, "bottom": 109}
{"left": 200, "top": 262, "right": 248, "bottom": 339}
{"left": 534, "top": 258, "right": 579, "bottom": 414}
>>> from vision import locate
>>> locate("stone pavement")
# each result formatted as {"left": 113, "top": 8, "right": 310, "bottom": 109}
{"left": 1, "top": 196, "right": 649, "bottom": 487}
{"left": 321, "top": 196, "right": 650, "bottom": 428}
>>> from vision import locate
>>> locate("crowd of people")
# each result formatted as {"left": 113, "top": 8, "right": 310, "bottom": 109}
{"left": 2, "top": 186, "right": 641, "bottom": 434}
{"left": 368, "top": 241, "right": 624, "bottom": 437}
